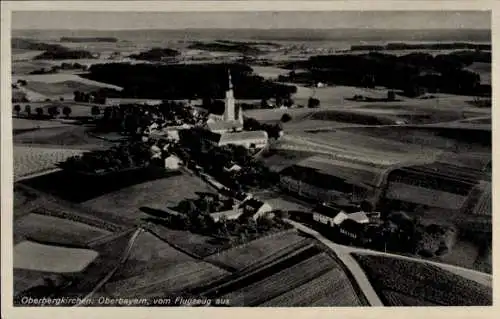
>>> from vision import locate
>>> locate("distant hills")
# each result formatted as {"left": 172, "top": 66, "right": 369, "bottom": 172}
{"left": 12, "top": 28, "right": 491, "bottom": 44}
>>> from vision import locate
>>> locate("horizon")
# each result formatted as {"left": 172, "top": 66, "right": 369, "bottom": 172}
{"left": 12, "top": 11, "right": 491, "bottom": 31}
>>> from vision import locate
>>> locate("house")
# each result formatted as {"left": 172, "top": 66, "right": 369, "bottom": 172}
{"left": 239, "top": 198, "right": 273, "bottom": 220}
{"left": 203, "top": 130, "right": 268, "bottom": 149}
{"left": 224, "top": 164, "right": 242, "bottom": 173}
{"left": 164, "top": 155, "right": 182, "bottom": 170}
{"left": 211, "top": 197, "right": 272, "bottom": 222}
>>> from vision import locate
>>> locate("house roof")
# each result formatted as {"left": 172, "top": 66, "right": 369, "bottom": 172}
{"left": 348, "top": 211, "right": 370, "bottom": 224}
{"left": 239, "top": 197, "right": 266, "bottom": 210}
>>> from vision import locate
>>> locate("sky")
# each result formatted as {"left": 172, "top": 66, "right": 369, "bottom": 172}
{"left": 12, "top": 11, "right": 491, "bottom": 30}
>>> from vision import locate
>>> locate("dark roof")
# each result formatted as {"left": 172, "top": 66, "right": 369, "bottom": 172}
{"left": 239, "top": 198, "right": 265, "bottom": 210}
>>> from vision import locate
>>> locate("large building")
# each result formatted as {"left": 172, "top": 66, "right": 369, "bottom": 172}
{"left": 202, "top": 70, "right": 268, "bottom": 149}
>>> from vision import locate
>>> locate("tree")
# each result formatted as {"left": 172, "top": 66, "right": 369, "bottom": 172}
{"left": 35, "top": 107, "right": 44, "bottom": 118}
{"left": 47, "top": 106, "right": 59, "bottom": 118}
{"left": 24, "top": 105, "right": 31, "bottom": 117}
{"left": 13, "top": 104, "right": 21, "bottom": 117}
{"left": 62, "top": 106, "right": 72, "bottom": 118}
{"left": 308, "top": 97, "right": 320, "bottom": 108}
{"left": 91, "top": 106, "right": 101, "bottom": 119}
{"left": 280, "top": 113, "right": 292, "bottom": 123}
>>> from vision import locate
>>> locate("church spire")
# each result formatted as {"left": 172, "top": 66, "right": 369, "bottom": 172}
{"left": 228, "top": 69, "right": 233, "bottom": 90}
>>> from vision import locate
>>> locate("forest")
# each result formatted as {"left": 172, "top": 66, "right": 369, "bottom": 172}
{"left": 84, "top": 63, "right": 297, "bottom": 100}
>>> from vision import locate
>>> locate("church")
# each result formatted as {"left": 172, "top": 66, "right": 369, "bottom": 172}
{"left": 203, "top": 70, "right": 268, "bottom": 149}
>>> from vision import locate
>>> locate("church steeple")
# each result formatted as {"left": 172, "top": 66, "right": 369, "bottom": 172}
{"left": 224, "top": 69, "right": 235, "bottom": 121}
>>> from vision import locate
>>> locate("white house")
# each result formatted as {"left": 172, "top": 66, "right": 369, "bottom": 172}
{"left": 164, "top": 155, "right": 182, "bottom": 170}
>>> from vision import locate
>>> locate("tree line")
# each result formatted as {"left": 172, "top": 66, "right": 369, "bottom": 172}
{"left": 283, "top": 51, "right": 491, "bottom": 97}
{"left": 83, "top": 63, "right": 297, "bottom": 100}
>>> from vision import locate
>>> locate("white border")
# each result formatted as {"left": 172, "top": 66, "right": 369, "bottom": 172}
{"left": 1, "top": 1, "right": 498, "bottom": 319}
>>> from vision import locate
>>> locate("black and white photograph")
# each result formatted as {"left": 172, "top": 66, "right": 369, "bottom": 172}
{"left": 2, "top": 1, "right": 494, "bottom": 312}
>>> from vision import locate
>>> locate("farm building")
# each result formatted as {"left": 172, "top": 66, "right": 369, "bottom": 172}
{"left": 312, "top": 204, "right": 379, "bottom": 244}
{"left": 383, "top": 162, "right": 485, "bottom": 211}
{"left": 279, "top": 155, "right": 393, "bottom": 204}
{"left": 164, "top": 155, "right": 182, "bottom": 170}
{"left": 211, "top": 197, "right": 273, "bottom": 222}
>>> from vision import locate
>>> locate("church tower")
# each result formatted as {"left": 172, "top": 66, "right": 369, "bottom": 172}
{"left": 223, "top": 70, "right": 236, "bottom": 122}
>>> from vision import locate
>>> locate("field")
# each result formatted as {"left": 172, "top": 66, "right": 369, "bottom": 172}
{"left": 12, "top": 60, "right": 55, "bottom": 74}
{"left": 13, "top": 118, "right": 75, "bottom": 132}
{"left": 14, "top": 241, "right": 99, "bottom": 273}
{"left": 105, "top": 260, "right": 229, "bottom": 298}
{"left": 81, "top": 172, "right": 213, "bottom": 223}
{"left": 465, "top": 62, "right": 491, "bottom": 85}
{"left": 14, "top": 212, "right": 112, "bottom": 246}
{"left": 146, "top": 223, "right": 227, "bottom": 258}
{"left": 204, "top": 230, "right": 310, "bottom": 271}
{"left": 219, "top": 252, "right": 336, "bottom": 306}
{"left": 24, "top": 80, "right": 106, "bottom": 99}
{"left": 277, "top": 131, "right": 440, "bottom": 166}
{"left": 260, "top": 267, "right": 362, "bottom": 306}
{"left": 351, "top": 253, "right": 492, "bottom": 306}
{"left": 107, "top": 231, "right": 196, "bottom": 280}
{"left": 13, "top": 145, "right": 86, "bottom": 180}
{"left": 250, "top": 65, "right": 289, "bottom": 79}
{"left": 12, "top": 73, "right": 123, "bottom": 91}
{"left": 14, "top": 125, "right": 114, "bottom": 149}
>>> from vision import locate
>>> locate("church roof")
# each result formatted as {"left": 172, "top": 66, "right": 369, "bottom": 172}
{"left": 218, "top": 130, "right": 268, "bottom": 144}
{"left": 206, "top": 120, "right": 243, "bottom": 132}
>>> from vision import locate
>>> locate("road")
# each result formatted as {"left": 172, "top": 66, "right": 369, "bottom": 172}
{"left": 75, "top": 227, "right": 143, "bottom": 306}
{"left": 287, "top": 219, "right": 492, "bottom": 291}
{"left": 285, "top": 219, "right": 384, "bottom": 306}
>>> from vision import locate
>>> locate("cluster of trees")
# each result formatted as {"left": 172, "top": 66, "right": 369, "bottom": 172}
{"left": 175, "top": 129, "right": 279, "bottom": 193}
{"left": 73, "top": 90, "right": 107, "bottom": 104}
{"left": 350, "top": 42, "right": 491, "bottom": 51}
{"left": 283, "top": 51, "right": 491, "bottom": 96}
{"left": 368, "top": 211, "right": 457, "bottom": 258}
{"left": 95, "top": 100, "right": 198, "bottom": 134}
{"left": 83, "top": 63, "right": 297, "bottom": 100}
{"left": 156, "top": 193, "right": 290, "bottom": 243}
{"left": 129, "top": 47, "right": 180, "bottom": 61}
{"left": 59, "top": 141, "right": 152, "bottom": 174}
{"left": 29, "top": 62, "right": 88, "bottom": 75}
{"left": 187, "top": 41, "right": 261, "bottom": 55}
{"left": 60, "top": 37, "right": 118, "bottom": 43}
{"left": 34, "top": 47, "right": 96, "bottom": 60}
{"left": 243, "top": 117, "right": 283, "bottom": 139}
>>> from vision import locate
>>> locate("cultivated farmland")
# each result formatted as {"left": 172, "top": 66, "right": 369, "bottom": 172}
{"left": 146, "top": 223, "right": 227, "bottom": 258}
{"left": 82, "top": 172, "right": 213, "bottom": 223}
{"left": 108, "top": 231, "right": 195, "bottom": 280}
{"left": 260, "top": 267, "right": 362, "bottom": 306}
{"left": 204, "top": 230, "right": 311, "bottom": 271}
{"left": 105, "top": 260, "right": 228, "bottom": 298}
{"left": 351, "top": 253, "right": 492, "bottom": 306}
{"left": 14, "top": 212, "right": 111, "bottom": 247}
{"left": 219, "top": 252, "right": 336, "bottom": 306}
{"left": 13, "top": 145, "right": 86, "bottom": 180}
